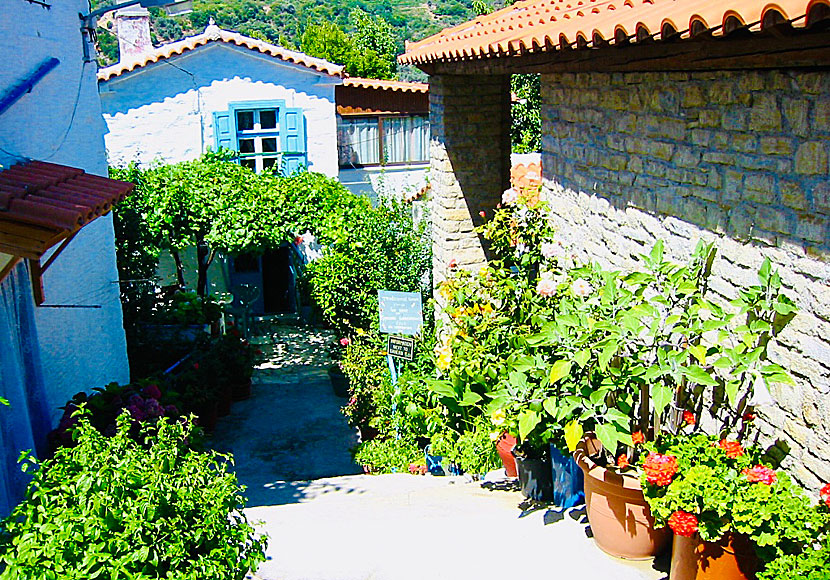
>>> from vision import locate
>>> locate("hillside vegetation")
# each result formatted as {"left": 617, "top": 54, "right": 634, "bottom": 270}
{"left": 95, "top": 0, "right": 509, "bottom": 80}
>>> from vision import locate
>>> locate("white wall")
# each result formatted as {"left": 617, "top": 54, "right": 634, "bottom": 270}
{"left": 340, "top": 164, "right": 429, "bottom": 204}
{"left": 99, "top": 43, "right": 340, "bottom": 177}
{"left": 0, "top": 2, "right": 129, "bottom": 421}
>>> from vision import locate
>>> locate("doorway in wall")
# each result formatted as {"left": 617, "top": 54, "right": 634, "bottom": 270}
{"left": 230, "top": 245, "right": 297, "bottom": 315}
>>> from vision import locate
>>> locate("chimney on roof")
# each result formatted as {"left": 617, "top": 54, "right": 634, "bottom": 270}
{"left": 114, "top": 6, "right": 152, "bottom": 63}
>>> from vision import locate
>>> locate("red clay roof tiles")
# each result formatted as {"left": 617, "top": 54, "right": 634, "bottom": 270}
{"left": 98, "top": 25, "right": 345, "bottom": 82}
{"left": 0, "top": 161, "right": 133, "bottom": 260}
{"left": 401, "top": 0, "right": 828, "bottom": 64}
{"left": 343, "top": 77, "right": 429, "bottom": 93}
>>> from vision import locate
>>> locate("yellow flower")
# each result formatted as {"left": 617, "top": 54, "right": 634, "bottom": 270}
{"left": 491, "top": 408, "right": 506, "bottom": 426}
{"left": 435, "top": 343, "right": 453, "bottom": 371}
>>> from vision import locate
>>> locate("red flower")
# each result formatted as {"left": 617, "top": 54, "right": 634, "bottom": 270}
{"left": 643, "top": 453, "right": 679, "bottom": 486}
{"left": 479, "top": 210, "right": 486, "bottom": 218}
{"left": 820, "top": 483, "right": 830, "bottom": 509}
{"left": 668, "top": 511, "right": 699, "bottom": 537}
{"left": 742, "top": 465, "right": 777, "bottom": 485}
{"left": 617, "top": 454, "right": 629, "bottom": 469}
{"left": 631, "top": 431, "right": 645, "bottom": 445}
{"left": 449, "top": 259, "right": 458, "bottom": 269}
{"left": 339, "top": 337, "right": 351, "bottom": 347}
{"left": 255, "top": 349, "right": 263, "bottom": 355}
{"left": 193, "top": 363, "right": 199, "bottom": 370}
{"left": 743, "top": 412, "right": 756, "bottom": 422}
{"left": 718, "top": 440, "right": 744, "bottom": 459}
{"left": 682, "top": 410, "right": 696, "bottom": 426}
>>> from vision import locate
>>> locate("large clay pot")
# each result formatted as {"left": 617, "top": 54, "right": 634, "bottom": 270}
{"left": 670, "top": 533, "right": 757, "bottom": 580}
{"left": 496, "top": 432, "right": 518, "bottom": 477}
{"left": 574, "top": 435, "right": 670, "bottom": 559}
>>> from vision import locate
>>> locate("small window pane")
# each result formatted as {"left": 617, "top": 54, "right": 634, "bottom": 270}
{"left": 262, "top": 157, "right": 279, "bottom": 170}
{"left": 241, "top": 158, "right": 256, "bottom": 170}
{"left": 337, "top": 117, "right": 380, "bottom": 166}
{"left": 262, "top": 138, "right": 278, "bottom": 153}
{"left": 236, "top": 110, "right": 254, "bottom": 131}
{"left": 239, "top": 139, "right": 255, "bottom": 153}
{"left": 260, "top": 110, "right": 277, "bottom": 129}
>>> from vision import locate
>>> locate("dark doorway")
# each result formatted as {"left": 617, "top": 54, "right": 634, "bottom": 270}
{"left": 262, "top": 246, "right": 294, "bottom": 313}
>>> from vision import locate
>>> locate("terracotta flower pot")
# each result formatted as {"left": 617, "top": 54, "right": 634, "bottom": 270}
{"left": 232, "top": 378, "right": 252, "bottom": 401}
{"left": 496, "top": 432, "right": 518, "bottom": 477}
{"left": 670, "top": 533, "right": 757, "bottom": 580}
{"left": 217, "top": 384, "right": 232, "bottom": 417}
{"left": 574, "top": 435, "right": 670, "bottom": 559}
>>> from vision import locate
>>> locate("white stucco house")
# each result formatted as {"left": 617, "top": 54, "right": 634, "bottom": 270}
{"left": 98, "top": 11, "right": 345, "bottom": 177}
{"left": 0, "top": 0, "right": 133, "bottom": 514}
{"left": 98, "top": 14, "right": 431, "bottom": 314}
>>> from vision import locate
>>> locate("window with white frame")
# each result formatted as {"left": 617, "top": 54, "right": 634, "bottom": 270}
{"left": 235, "top": 107, "right": 280, "bottom": 173}
{"left": 213, "top": 101, "right": 307, "bottom": 175}
{"left": 337, "top": 115, "right": 429, "bottom": 167}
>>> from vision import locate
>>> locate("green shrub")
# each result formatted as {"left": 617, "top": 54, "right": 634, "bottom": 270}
{"left": 354, "top": 437, "right": 421, "bottom": 474}
{"left": 0, "top": 411, "right": 267, "bottom": 580}
{"left": 305, "top": 200, "right": 431, "bottom": 335}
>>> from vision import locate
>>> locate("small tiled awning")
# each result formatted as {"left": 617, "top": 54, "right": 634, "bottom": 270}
{"left": 0, "top": 160, "right": 133, "bottom": 302}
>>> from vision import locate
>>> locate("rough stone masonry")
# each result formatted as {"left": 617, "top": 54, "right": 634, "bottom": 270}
{"left": 540, "top": 70, "right": 830, "bottom": 489}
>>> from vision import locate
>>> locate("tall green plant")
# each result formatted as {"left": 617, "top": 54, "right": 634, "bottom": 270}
{"left": 0, "top": 411, "right": 267, "bottom": 579}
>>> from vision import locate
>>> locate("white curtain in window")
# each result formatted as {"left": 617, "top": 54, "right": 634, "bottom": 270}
{"left": 338, "top": 118, "right": 380, "bottom": 166}
{"left": 384, "top": 117, "right": 429, "bottom": 164}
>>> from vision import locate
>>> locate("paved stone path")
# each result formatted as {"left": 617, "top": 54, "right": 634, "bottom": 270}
{"left": 209, "top": 321, "right": 668, "bottom": 580}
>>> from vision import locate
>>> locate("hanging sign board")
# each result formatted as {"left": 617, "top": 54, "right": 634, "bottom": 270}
{"left": 378, "top": 290, "right": 423, "bottom": 336}
{"left": 387, "top": 335, "right": 415, "bottom": 361}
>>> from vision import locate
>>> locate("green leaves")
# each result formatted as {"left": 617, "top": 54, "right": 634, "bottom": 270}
{"left": 548, "top": 360, "right": 572, "bottom": 385}
{"left": 564, "top": 420, "right": 583, "bottom": 453}
{"left": 518, "top": 410, "right": 541, "bottom": 442}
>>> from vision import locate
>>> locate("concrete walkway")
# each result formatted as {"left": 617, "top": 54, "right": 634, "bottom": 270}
{"left": 209, "top": 322, "right": 668, "bottom": 580}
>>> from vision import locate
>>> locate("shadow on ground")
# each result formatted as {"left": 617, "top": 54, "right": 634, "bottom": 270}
{"left": 210, "top": 321, "right": 363, "bottom": 508}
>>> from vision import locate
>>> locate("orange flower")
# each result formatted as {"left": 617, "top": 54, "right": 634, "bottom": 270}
{"left": 668, "top": 511, "right": 699, "bottom": 537}
{"left": 617, "top": 454, "right": 630, "bottom": 469}
{"left": 718, "top": 440, "right": 744, "bottom": 459}
{"left": 631, "top": 431, "right": 645, "bottom": 445}
{"left": 682, "top": 410, "right": 696, "bottom": 425}
{"left": 742, "top": 465, "right": 777, "bottom": 485}
{"left": 643, "top": 453, "right": 678, "bottom": 486}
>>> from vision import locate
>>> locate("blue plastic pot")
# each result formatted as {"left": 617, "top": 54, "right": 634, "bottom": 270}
{"left": 550, "top": 444, "right": 585, "bottom": 508}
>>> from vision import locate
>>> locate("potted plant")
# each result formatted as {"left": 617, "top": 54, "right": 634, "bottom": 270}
{"left": 530, "top": 242, "right": 797, "bottom": 558}
{"left": 639, "top": 432, "right": 830, "bottom": 580}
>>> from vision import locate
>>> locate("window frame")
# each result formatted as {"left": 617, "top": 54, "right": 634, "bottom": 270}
{"left": 229, "top": 100, "right": 284, "bottom": 174}
{"left": 337, "top": 113, "right": 430, "bottom": 169}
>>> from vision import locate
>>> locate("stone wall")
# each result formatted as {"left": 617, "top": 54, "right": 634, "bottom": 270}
{"left": 429, "top": 74, "right": 511, "bottom": 299}
{"left": 540, "top": 70, "right": 830, "bottom": 488}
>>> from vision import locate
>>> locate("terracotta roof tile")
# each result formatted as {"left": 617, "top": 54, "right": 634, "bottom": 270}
{"left": 343, "top": 77, "right": 429, "bottom": 93}
{"left": 98, "top": 25, "right": 345, "bottom": 81}
{"left": 0, "top": 161, "right": 133, "bottom": 260}
{"left": 401, "top": 0, "right": 828, "bottom": 64}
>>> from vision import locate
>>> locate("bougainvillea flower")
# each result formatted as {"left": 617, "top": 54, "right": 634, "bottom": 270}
{"left": 571, "top": 278, "right": 594, "bottom": 297}
{"left": 536, "top": 278, "right": 557, "bottom": 298}
{"left": 742, "top": 465, "right": 777, "bottom": 485}
{"left": 668, "top": 511, "right": 699, "bottom": 537}
{"left": 643, "top": 453, "right": 679, "bottom": 486}
{"left": 718, "top": 440, "right": 744, "bottom": 458}
{"left": 682, "top": 410, "right": 696, "bottom": 425}
{"left": 502, "top": 188, "right": 518, "bottom": 205}
{"left": 142, "top": 383, "right": 162, "bottom": 400}
{"left": 631, "top": 431, "right": 645, "bottom": 445}
{"left": 743, "top": 412, "right": 756, "bottom": 422}
{"left": 617, "top": 454, "right": 630, "bottom": 469}
{"left": 820, "top": 483, "right": 830, "bottom": 509}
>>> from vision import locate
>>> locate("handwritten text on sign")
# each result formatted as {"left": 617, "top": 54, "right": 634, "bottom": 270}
{"left": 378, "top": 290, "right": 423, "bottom": 336}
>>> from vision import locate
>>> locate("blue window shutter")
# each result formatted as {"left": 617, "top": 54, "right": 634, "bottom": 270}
{"left": 280, "top": 107, "right": 306, "bottom": 175}
{"left": 213, "top": 110, "right": 233, "bottom": 151}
